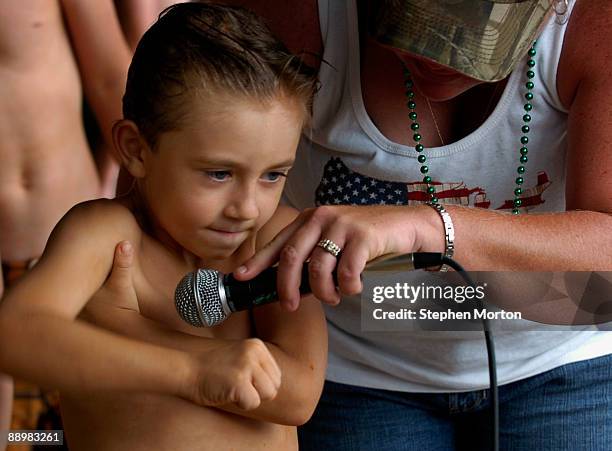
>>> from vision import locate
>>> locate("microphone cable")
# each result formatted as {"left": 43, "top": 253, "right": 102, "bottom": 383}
{"left": 174, "top": 251, "right": 499, "bottom": 450}
{"left": 369, "top": 252, "right": 498, "bottom": 450}
{"left": 440, "top": 255, "right": 499, "bottom": 451}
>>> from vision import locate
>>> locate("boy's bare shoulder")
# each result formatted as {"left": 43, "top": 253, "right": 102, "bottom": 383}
{"left": 63, "top": 198, "right": 139, "bottom": 231}
{"left": 47, "top": 198, "right": 143, "bottom": 252}
{"left": 255, "top": 205, "right": 299, "bottom": 250}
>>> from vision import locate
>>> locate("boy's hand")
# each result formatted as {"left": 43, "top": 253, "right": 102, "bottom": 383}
{"left": 188, "top": 338, "right": 282, "bottom": 411}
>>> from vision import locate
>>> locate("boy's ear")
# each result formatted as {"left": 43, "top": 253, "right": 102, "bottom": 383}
{"left": 112, "top": 120, "right": 150, "bottom": 178}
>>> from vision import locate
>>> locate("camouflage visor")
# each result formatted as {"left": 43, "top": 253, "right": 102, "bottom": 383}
{"left": 371, "top": 0, "right": 552, "bottom": 81}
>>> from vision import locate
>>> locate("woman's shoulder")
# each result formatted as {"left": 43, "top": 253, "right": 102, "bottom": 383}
{"left": 557, "top": 0, "right": 612, "bottom": 108}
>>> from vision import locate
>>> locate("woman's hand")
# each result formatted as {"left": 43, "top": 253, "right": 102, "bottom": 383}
{"left": 234, "top": 204, "right": 444, "bottom": 310}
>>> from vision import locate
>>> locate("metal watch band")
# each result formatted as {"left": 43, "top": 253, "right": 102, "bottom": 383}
{"left": 426, "top": 202, "right": 455, "bottom": 271}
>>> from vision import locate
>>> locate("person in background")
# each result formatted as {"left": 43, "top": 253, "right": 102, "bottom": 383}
{"left": 0, "top": 1, "right": 131, "bottom": 449}
{"left": 227, "top": 0, "right": 612, "bottom": 449}
{"left": 115, "top": 0, "right": 191, "bottom": 51}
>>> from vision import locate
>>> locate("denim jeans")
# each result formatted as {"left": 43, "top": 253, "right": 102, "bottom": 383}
{"left": 298, "top": 354, "right": 612, "bottom": 451}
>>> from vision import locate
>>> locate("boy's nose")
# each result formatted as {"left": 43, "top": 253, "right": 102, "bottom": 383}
{"left": 225, "top": 185, "right": 260, "bottom": 221}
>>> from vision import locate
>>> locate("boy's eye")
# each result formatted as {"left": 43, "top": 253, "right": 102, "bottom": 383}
{"left": 206, "top": 170, "right": 231, "bottom": 181}
{"left": 262, "top": 172, "right": 288, "bottom": 182}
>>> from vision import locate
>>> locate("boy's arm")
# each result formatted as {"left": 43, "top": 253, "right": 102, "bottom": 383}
{"left": 0, "top": 201, "right": 188, "bottom": 395}
{"left": 81, "top": 205, "right": 327, "bottom": 425}
{"left": 0, "top": 201, "right": 280, "bottom": 411}
{"left": 218, "top": 205, "right": 327, "bottom": 425}
{"left": 219, "top": 297, "right": 327, "bottom": 425}
{"left": 60, "top": 0, "right": 132, "bottom": 195}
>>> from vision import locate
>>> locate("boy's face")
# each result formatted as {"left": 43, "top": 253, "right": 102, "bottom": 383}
{"left": 139, "top": 95, "right": 303, "bottom": 262}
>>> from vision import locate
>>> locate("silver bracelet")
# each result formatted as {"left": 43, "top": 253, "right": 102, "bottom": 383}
{"left": 426, "top": 202, "right": 455, "bottom": 271}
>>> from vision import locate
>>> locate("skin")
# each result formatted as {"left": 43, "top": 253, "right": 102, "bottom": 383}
{"left": 0, "top": 1, "right": 131, "bottom": 446}
{"left": 225, "top": 0, "right": 612, "bottom": 311}
{"left": 0, "top": 95, "right": 326, "bottom": 451}
{"left": 0, "top": 2, "right": 130, "bottom": 260}
{"left": 114, "top": 0, "right": 187, "bottom": 51}
{"left": 0, "top": 373, "right": 8, "bottom": 451}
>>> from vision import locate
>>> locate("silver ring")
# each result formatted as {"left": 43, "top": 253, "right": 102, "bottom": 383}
{"left": 316, "top": 238, "right": 342, "bottom": 257}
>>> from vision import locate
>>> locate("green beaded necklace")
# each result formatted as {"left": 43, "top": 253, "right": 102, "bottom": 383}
{"left": 403, "top": 42, "right": 538, "bottom": 214}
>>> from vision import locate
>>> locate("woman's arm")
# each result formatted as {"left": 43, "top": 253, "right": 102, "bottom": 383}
{"left": 448, "top": 0, "right": 612, "bottom": 271}
{"left": 233, "top": 0, "right": 612, "bottom": 308}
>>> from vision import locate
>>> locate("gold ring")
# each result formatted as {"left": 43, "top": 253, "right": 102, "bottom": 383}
{"left": 316, "top": 238, "right": 342, "bottom": 257}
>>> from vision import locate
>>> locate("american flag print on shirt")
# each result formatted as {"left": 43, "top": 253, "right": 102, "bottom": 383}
{"left": 314, "top": 157, "right": 551, "bottom": 212}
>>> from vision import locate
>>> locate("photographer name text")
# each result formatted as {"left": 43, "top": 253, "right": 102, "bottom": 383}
{"left": 372, "top": 308, "right": 522, "bottom": 321}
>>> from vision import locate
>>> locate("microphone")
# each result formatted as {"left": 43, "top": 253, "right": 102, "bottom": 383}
{"left": 174, "top": 252, "right": 443, "bottom": 327}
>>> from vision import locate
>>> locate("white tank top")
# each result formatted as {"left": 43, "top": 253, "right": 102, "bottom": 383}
{"left": 284, "top": 0, "right": 611, "bottom": 392}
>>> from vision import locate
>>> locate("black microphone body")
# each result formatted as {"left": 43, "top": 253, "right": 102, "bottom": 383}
{"left": 223, "top": 264, "right": 328, "bottom": 313}
{"left": 175, "top": 252, "right": 443, "bottom": 327}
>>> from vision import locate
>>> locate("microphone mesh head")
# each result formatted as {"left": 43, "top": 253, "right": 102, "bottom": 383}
{"left": 174, "top": 269, "right": 228, "bottom": 327}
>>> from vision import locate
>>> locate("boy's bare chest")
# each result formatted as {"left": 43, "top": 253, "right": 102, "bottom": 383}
{"left": 130, "top": 238, "right": 251, "bottom": 339}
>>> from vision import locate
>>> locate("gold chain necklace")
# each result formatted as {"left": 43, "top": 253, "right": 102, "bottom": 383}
{"left": 424, "top": 82, "right": 503, "bottom": 148}
{"left": 425, "top": 98, "right": 445, "bottom": 146}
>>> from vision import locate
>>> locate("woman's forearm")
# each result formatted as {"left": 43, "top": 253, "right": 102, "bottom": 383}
{"left": 439, "top": 207, "right": 612, "bottom": 271}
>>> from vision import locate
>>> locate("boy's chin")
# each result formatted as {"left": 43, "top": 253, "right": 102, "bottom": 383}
{"left": 188, "top": 231, "right": 254, "bottom": 267}
{"left": 195, "top": 245, "right": 242, "bottom": 266}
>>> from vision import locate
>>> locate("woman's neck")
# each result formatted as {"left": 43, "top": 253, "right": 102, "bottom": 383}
{"left": 360, "top": 35, "right": 508, "bottom": 146}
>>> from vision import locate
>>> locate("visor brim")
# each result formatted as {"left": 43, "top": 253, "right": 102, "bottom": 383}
{"left": 371, "top": 0, "right": 551, "bottom": 81}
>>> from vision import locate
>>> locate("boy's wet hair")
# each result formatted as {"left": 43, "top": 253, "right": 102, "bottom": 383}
{"left": 123, "top": 2, "right": 318, "bottom": 148}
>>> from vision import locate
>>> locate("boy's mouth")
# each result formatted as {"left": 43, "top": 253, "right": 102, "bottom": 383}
{"left": 208, "top": 228, "right": 249, "bottom": 235}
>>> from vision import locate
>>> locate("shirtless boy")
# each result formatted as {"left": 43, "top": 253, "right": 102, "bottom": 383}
{"left": 0, "top": 3, "right": 325, "bottom": 450}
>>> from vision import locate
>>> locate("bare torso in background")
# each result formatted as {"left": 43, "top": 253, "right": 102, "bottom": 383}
{"left": 0, "top": 0, "right": 100, "bottom": 263}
